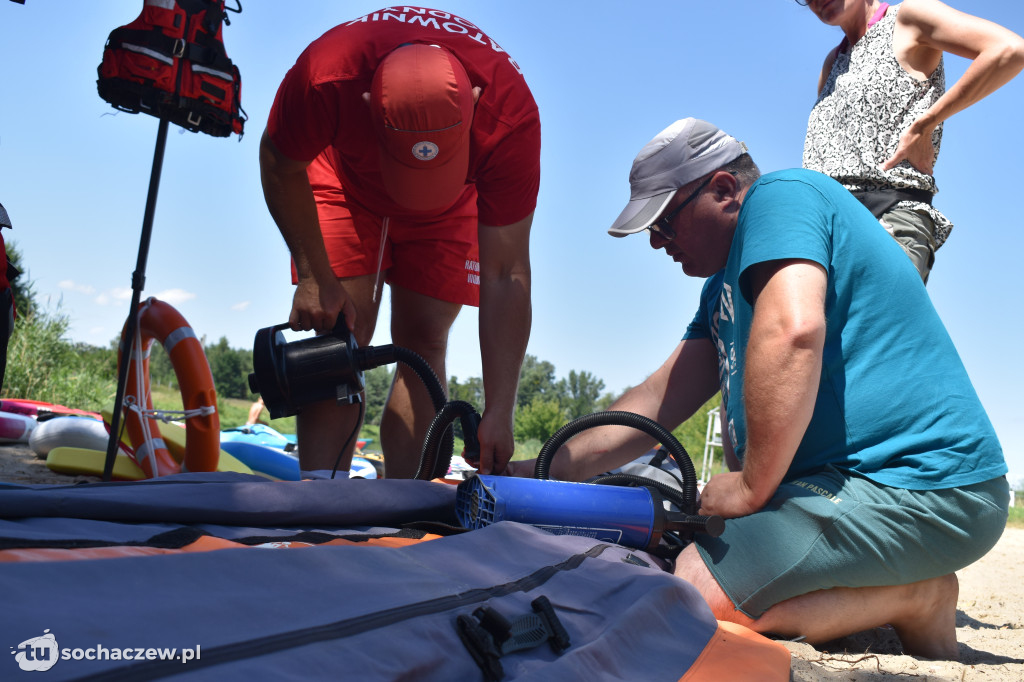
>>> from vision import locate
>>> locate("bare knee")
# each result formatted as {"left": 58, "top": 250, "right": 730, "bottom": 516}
{"left": 674, "top": 545, "right": 754, "bottom": 626}
{"left": 388, "top": 286, "right": 460, "bottom": 361}
{"left": 391, "top": 330, "right": 451, "bottom": 367}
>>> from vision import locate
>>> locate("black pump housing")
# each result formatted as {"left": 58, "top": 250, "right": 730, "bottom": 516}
{"left": 248, "top": 318, "right": 363, "bottom": 419}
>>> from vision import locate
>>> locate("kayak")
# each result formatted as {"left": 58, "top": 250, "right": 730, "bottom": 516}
{"left": 29, "top": 415, "right": 109, "bottom": 458}
{"left": 45, "top": 441, "right": 256, "bottom": 480}
{"left": 220, "top": 423, "right": 296, "bottom": 451}
{"left": 219, "top": 440, "right": 378, "bottom": 481}
{"left": 219, "top": 441, "right": 299, "bottom": 481}
{"left": 221, "top": 423, "right": 370, "bottom": 453}
{"left": 46, "top": 446, "right": 147, "bottom": 481}
{"left": 0, "top": 398, "right": 101, "bottom": 419}
{"left": 0, "top": 411, "right": 36, "bottom": 444}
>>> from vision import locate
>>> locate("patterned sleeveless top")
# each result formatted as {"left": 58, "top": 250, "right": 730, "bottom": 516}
{"left": 803, "top": 5, "right": 952, "bottom": 246}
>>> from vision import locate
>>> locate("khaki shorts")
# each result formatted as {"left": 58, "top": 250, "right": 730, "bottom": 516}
{"left": 880, "top": 207, "right": 937, "bottom": 284}
{"left": 694, "top": 467, "right": 1009, "bottom": 618}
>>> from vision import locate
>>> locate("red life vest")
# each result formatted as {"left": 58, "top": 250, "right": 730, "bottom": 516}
{"left": 97, "top": 0, "right": 246, "bottom": 138}
{"left": 0, "top": 202, "right": 15, "bottom": 297}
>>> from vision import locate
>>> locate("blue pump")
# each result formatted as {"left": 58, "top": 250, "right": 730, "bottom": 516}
{"left": 455, "top": 412, "right": 724, "bottom": 551}
{"left": 456, "top": 475, "right": 669, "bottom": 550}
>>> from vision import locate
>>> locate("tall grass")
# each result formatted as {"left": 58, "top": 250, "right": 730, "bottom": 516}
{"left": 1008, "top": 497, "right": 1024, "bottom": 528}
{"left": 2, "top": 309, "right": 115, "bottom": 409}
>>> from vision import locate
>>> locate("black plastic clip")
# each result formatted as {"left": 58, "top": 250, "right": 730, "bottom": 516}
{"left": 456, "top": 596, "right": 571, "bottom": 681}
{"left": 456, "top": 612, "right": 504, "bottom": 682}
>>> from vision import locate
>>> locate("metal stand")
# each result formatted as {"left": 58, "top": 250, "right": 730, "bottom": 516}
{"left": 102, "top": 118, "right": 170, "bottom": 481}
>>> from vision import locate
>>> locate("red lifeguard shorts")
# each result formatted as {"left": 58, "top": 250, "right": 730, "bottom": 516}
{"left": 295, "top": 154, "right": 481, "bottom": 307}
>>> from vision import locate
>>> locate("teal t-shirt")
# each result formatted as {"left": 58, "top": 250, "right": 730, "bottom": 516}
{"left": 684, "top": 169, "right": 1005, "bottom": 490}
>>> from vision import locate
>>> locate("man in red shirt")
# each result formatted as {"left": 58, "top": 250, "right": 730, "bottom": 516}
{"left": 260, "top": 7, "right": 540, "bottom": 479}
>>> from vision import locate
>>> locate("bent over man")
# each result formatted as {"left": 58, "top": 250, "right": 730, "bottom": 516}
{"left": 260, "top": 8, "right": 540, "bottom": 478}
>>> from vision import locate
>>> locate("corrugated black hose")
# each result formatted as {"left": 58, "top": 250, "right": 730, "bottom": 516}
{"left": 533, "top": 411, "right": 699, "bottom": 515}
{"left": 416, "top": 400, "right": 481, "bottom": 481}
{"left": 355, "top": 344, "right": 456, "bottom": 479}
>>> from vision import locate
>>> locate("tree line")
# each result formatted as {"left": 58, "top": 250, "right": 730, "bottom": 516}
{"left": 149, "top": 342, "right": 621, "bottom": 444}
{"left": 79, "top": 331, "right": 635, "bottom": 448}
{"left": 144, "top": 329, "right": 622, "bottom": 445}
{"left": 4, "top": 240, "right": 719, "bottom": 462}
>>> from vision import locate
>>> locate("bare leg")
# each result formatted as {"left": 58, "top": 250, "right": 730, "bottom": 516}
{"left": 674, "top": 545, "right": 960, "bottom": 660}
{"left": 295, "top": 274, "right": 380, "bottom": 473}
{"left": 379, "top": 284, "right": 461, "bottom": 479}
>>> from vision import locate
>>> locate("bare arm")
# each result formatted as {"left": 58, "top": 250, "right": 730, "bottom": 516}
{"left": 259, "top": 130, "right": 355, "bottom": 333}
{"left": 506, "top": 335, "right": 720, "bottom": 481}
{"left": 474, "top": 212, "right": 533, "bottom": 475}
{"left": 883, "top": 0, "right": 1024, "bottom": 172}
{"left": 698, "top": 260, "right": 826, "bottom": 519}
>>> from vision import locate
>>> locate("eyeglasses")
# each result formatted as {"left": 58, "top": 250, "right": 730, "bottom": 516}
{"left": 647, "top": 174, "right": 716, "bottom": 241}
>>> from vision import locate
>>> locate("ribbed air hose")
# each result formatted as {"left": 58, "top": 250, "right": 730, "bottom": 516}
{"left": 415, "top": 399, "right": 481, "bottom": 481}
{"left": 356, "top": 344, "right": 453, "bottom": 475}
{"left": 591, "top": 473, "right": 692, "bottom": 514}
{"left": 534, "top": 411, "right": 698, "bottom": 512}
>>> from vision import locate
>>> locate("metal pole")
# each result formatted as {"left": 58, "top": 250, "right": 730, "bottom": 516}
{"left": 102, "top": 118, "right": 170, "bottom": 481}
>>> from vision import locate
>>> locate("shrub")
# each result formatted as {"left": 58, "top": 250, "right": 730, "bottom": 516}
{"left": 672, "top": 395, "right": 723, "bottom": 477}
{"left": 514, "top": 397, "right": 565, "bottom": 443}
{"left": 2, "top": 308, "right": 115, "bottom": 410}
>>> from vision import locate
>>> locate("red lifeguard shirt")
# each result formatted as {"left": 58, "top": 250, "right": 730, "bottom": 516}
{"left": 267, "top": 7, "right": 541, "bottom": 226}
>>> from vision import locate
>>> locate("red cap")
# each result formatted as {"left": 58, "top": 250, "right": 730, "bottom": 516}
{"left": 370, "top": 44, "right": 474, "bottom": 212}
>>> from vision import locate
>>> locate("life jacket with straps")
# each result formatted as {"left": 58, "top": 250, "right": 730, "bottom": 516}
{"left": 0, "top": 203, "right": 14, "bottom": 330}
{"left": 97, "top": 0, "right": 246, "bottom": 138}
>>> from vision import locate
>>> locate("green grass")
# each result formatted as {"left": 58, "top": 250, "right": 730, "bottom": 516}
{"left": 511, "top": 439, "right": 543, "bottom": 461}
{"left": 1008, "top": 499, "right": 1024, "bottom": 528}
{"left": 149, "top": 388, "right": 465, "bottom": 457}
{"left": 150, "top": 386, "right": 297, "bottom": 434}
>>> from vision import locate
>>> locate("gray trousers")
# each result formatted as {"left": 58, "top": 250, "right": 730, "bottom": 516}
{"left": 880, "top": 207, "right": 938, "bottom": 284}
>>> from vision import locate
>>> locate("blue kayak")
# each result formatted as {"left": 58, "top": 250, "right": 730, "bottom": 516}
{"left": 221, "top": 424, "right": 373, "bottom": 454}
{"left": 220, "top": 424, "right": 296, "bottom": 451}
{"left": 219, "top": 439, "right": 377, "bottom": 481}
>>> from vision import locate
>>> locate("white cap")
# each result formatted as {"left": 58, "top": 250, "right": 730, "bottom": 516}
{"left": 608, "top": 118, "right": 747, "bottom": 236}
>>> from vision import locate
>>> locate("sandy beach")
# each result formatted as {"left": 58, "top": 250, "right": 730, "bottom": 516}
{"left": 787, "top": 525, "right": 1024, "bottom": 681}
{"left": 2, "top": 443, "right": 1021, "bottom": 680}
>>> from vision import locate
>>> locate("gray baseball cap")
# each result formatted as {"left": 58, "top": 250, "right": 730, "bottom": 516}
{"left": 608, "top": 118, "right": 747, "bottom": 237}
{"left": 0, "top": 203, "right": 10, "bottom": 230}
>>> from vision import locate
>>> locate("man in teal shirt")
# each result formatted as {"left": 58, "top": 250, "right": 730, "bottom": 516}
{"left": 511, "top": 118, "right": 1008, "bottom": 659}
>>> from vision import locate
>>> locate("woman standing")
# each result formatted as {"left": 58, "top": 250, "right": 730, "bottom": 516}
{"left": 801, "top": 0, "right": 1024, "bottom": 282}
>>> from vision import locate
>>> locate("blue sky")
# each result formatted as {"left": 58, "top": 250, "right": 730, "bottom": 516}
{"left": 1, "top": 1, "right": 1022, "bottom": 480}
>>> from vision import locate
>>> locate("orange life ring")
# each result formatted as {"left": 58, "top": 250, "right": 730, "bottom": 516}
{"left": 119, "top": 298, "right": 220, "bottom": 477}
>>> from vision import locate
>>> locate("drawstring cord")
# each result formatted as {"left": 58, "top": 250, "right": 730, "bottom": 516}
{"left": 373, "top": 216, "right": 390, "bottom": 303}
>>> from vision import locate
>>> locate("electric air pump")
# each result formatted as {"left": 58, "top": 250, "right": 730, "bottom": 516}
{"left": 247, "top": 315, "right": 469, "bottom": 480}
{"left": 248, "top": 317, "right": 365, "bottom": 419}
